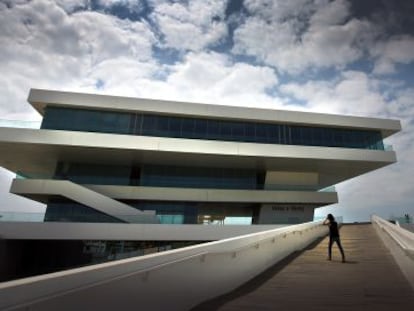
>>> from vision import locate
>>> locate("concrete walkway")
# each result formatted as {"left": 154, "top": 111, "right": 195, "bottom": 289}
{"left": 193, "top": 224, "right": 414, "bottom": 310}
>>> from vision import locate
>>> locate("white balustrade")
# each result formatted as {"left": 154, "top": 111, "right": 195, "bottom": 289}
{"left": 372, "top": 214, "right": 414, "bottom": 290}
{"left": 0, "top": 221, "right": 327, "bottom": 311}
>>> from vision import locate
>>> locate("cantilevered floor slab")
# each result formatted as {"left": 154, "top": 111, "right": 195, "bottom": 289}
{"left": 11, "top": 179, "right": 338, "bottom": 206}
{"left": 0, "top": 127, "right": 398, "bottom": 189}
{"left": 193, "top": 224, "right": 414, "bottom": 310}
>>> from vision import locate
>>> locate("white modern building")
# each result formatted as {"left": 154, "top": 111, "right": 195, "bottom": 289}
{"left": 0, "top": 88, "right": 401, "bottom": 225}
{"left": 0, "top": 89, "right": 401, "bottom": 280}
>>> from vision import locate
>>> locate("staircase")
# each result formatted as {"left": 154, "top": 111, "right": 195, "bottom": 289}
{"left": 11, "top": 179, "right": 158, "bottom": 223}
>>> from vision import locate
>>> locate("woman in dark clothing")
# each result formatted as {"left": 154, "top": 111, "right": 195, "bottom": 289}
{"left": 323, "top": 214, "right": 346, "bottom": 262}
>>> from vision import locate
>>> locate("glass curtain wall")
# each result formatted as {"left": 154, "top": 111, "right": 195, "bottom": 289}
{"left": 41, "top": 107, "right": 385, "bottom": 150}
{"left": 52, "top": 162, "right": 259, "bottom": 189}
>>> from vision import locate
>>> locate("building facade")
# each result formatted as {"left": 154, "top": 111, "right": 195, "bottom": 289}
{"left": 0, "top": 89, "right": 401, "bottom": 225}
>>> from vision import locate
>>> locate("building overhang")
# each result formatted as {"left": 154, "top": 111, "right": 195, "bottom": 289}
{"left": 28, "top": 88, "right": 401, "bottom": 139}
{"left": 0, "top": 222, "right": 289, "bottom": 241}
{"left": 0, "top": 128, "right": 397, "bottom": 190}
{"left": 11, "top": 179, "right": 338, "bottom": 207}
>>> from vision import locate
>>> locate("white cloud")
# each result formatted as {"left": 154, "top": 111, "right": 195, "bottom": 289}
{"left": 0, "top": 0, "right": 279, "bottom": 118}
{"left": 74, "top": 51, "right": 282, "bottom": 109}
{"left": 281, "top": 71, "right": 387, "bottom": 115}
{"left": 372, "top": 35, "right": 414, "bottom": 75}
{"left": 385, "top": 88, "right": 414, "bottom": 158}
{"left": 156, "top": 52, "right": 281, "bottom": 108}
{"left": 0, "top": 0, "right": 156, "bottom": 118}
{"left": 233, "top": 0, "right": 374, "bottom": 73}
{"left": 150, "top": 0, "right": 228, "bottom": 51}
{"left": 76, "top": 11, "right": 155, "bottom": 62}
{"left": 98, "top": 0, "right": 143, "bottom": 11}
{"left": 243, "top": 0, "right": 315, "bottom": 22}
{"left": 54, "top": 0, "right": 90, "bottom": 12}
{"left": 77, "top": 56, "right": 161, "bottom": 97}
{"left": 309, "top": 0, "right": 349, "bottom": 26}
{"left": 93, "top": 51, "right": 283, "bottom": 109}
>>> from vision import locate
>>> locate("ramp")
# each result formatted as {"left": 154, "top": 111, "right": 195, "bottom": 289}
{"left": 0, "top": 221, "right": 327, "bottom": 311}
{"left": 193, "top": 224, "right": 414, "bottom": 310}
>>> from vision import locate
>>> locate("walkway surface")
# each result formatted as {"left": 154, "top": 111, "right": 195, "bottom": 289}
{"left": 401, "top": 223, "right": 414, "bottom": 233}
{"left": 193, "top": 224, "right": 414, "bottom": 310}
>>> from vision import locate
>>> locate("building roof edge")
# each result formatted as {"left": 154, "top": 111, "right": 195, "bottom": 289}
{"left": 28, "top": 88, "right": 401, "bottom": 138}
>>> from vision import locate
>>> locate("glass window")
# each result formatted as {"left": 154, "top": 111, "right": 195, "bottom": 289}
{"left": 129, "top": 114, "right": 137, "bottom": 134}
{"left": 244, "top": 123, "right": 256, "bottom": 142}
{"left": 267, "top": 124, "right": 279, "bottom": 144}
{"left": 59, "top": 163, "right": 131, "bottom": 185}
{"left": 207, "top": 120, "right": 221, "bottom": 139}
{"left": 142, "top": 115, "right": 158, "bottom": 135}
{"left": 323, "top": 128, "right": 334, "bottom": 146}
{"left": 181, "top": 118, "right": 195, "bottom": 137}
{"left": 42, "top": 107, "right": 78, "bottom": 130}
{"left": 158, "top": 215, "right": 184, "bottom": 224}
{"left": 255, "top": 123, "right": 267, "bottom": 143}
{"left": 333, "top": 129, "right": 343, "bottom": 147}
{"left": 290, "top": 127, "right": 301, "bottom": 145}
{"left": 278, "top": 125, "right": 285, "bottom": 144}
{"left": 45, "top": 199, "right": 121, "bottom": 223}
{"left": 194, "top": 118, "right": 207, "bottom": 139}
{"left": 101, "top": 111, "right": 129, "bottom": 134}
{"left": 140, "top": 165, "right": 257, "bottom": 189}
{"left": 41, "top": 107, "right": 385, "bottom": 150}
{"left": 301, "top": 127, "right": 311, "bottom": 145}
{"left": 220, "top": 122, "right": 232, "bottom": 139}
{"left": 156, "top": 115, "right": 170, "bottom": 136}
{"left": 232, "top": 122, "right": 245, "bottom": 140}
{"left": 313, "top": 127, "right": 323, "bottom": 146}
{"left": 168, "top": 117, "right": 181, "bottom": 137}
{"left": 134, "top": 114, "right": 144, "bottom": 135}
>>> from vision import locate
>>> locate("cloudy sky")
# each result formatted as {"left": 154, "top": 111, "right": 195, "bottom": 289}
{"left": 0, "top": 0, "right": 413, "bottom": 222}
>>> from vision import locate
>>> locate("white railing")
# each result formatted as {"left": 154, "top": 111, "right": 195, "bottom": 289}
{"left": 0, "top": 221, "right": 327, "bottom": 311}
{"left": 372, "top": 214, "right": 414, "bottom": 290}
{"left": 0, "top": 212, "right": 45, "bottom": 222}
{"left": 0, "top": 120, "right": 41, "bottom": 129}
{"left": 372, "top": 215, "right": 414, "bottom": 255}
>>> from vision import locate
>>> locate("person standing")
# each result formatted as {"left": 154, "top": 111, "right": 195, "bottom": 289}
{"left": 323, "top": 214, "right": 345, "bottom": 263}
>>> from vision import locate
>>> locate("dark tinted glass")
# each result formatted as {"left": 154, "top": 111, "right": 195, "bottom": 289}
{"left": 41, "top": 107, "right": 385, "bottom": 150}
